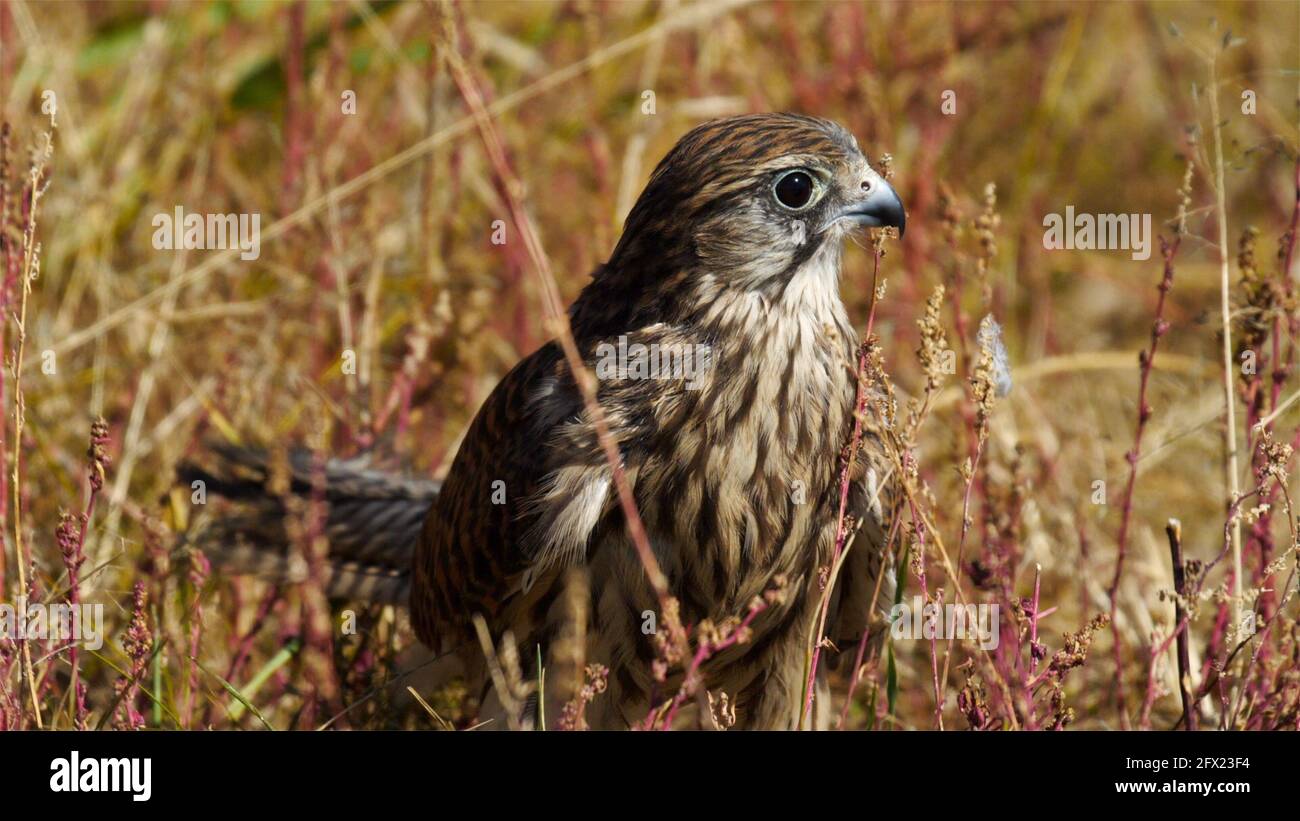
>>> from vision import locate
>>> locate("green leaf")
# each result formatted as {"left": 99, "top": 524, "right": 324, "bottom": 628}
{"left": 227, "top": 638, "right": 301, "bottom": 722}
{"left": 78, "top": 14, "right": 147, "bottom": 73}
{"left": 191, "top": 653, "right": 280, "bottom": 731}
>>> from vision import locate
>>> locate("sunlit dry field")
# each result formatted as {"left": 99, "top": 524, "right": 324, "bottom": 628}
{"left": 1, "top": 0, "right": 1298, "bottom": 731}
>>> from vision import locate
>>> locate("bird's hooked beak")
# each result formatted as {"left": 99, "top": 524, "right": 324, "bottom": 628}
{"left": 837, "top": 177, "right": 906, "bottom": 237}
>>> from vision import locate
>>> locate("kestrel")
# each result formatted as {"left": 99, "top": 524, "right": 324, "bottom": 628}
{"left": 187, "top": 113, "right": 907, "bottom": 730}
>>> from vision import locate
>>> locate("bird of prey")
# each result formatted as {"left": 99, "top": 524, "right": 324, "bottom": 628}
{"left": 186, "top": 113, "right": 907, "bottom": 730}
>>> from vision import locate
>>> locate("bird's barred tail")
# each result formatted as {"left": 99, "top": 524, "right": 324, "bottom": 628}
{"left": 177, "top": 444, "right": 438, "bottom": 605}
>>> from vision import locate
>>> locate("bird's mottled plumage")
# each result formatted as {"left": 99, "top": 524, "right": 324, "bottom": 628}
{"left": 189, "top": 113, "right": 906, "bottom": 729}
{"left": 412, "top": 113, "right": 903, "bottom": 727}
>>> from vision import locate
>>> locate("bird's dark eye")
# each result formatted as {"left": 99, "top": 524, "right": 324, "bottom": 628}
{"left": 773, "top": 170, "right": 815, "bottom": 210}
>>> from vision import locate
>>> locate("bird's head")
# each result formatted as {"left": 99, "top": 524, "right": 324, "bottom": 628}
{"left": 606, "top": 113, "right": 905, "bottom": 298}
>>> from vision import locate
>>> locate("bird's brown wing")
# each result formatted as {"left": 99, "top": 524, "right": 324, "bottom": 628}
{"left": 410, "top": 340, "right": 632, "bottom": 653}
